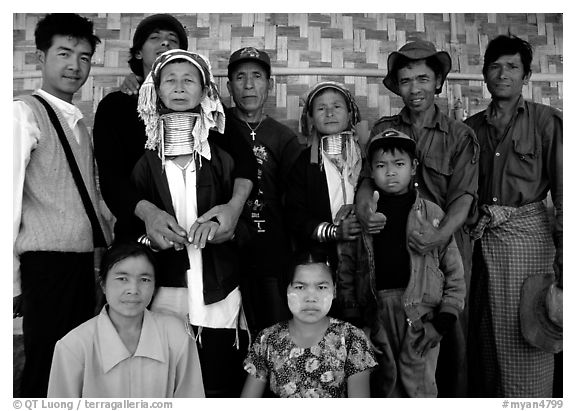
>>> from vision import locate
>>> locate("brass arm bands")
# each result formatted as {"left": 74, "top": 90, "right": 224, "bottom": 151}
{"left": 137, "top": 234, "right": 160, "bottom": 252}
{"left": 314, "top": 222, "right": 338, "bottom": 242}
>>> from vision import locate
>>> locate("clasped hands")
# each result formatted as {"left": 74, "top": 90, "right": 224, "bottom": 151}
{"left": 143, "top": 203, "right": 238, "bottom": 251}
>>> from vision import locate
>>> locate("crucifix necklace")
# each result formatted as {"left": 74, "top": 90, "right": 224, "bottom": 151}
{"left": 244, "top": 117, "right": 265, "bottom": 141}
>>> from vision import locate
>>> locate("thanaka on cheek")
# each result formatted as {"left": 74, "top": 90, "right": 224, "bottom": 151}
{"left": 287, "top": 291, "right": 333, "bottom": 316}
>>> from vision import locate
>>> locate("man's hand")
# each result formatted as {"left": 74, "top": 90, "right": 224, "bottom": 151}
{"left": 120, "top": 73, "right": 143, "bottom": 96}
{"left": 408, "top": 209, "right": 449, "bottom": 255}
{"left": 190, "top": 178, "right": 251, "bottom": 246}
{"left": 336, "top": 214, "right": 362, "bottom": 241}
{"left": 413, "top": 322, "right": 442, "bottom": 357}
{"left": 187, "top": 221, "right": 220, "bottom": 249}
{"left": 13, "top": 295, "right": 23, "bottom": 318}
{"left": 135, "top": 200, "right": 188, "bottom": 250}
{"left": 356, "top": 190, "right": 387, "bottom": 234}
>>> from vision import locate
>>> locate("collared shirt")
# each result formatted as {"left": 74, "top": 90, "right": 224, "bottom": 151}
{"left": 370, "top": 104, "right": 479, "bottom": 211}
{"left": 165, "top": 157, "right": 243, "bottom": 330}
{"left": 47, "top": 307, "right": 205, "bottom": 398}
{"left": 464, "top": 96, "right": 562, "bottom": 209}
{"left": 465, "top": 97, "right": 563, "bottom": 258}
{"left": 13, "top": 90, "right": 85, "bottom": 296}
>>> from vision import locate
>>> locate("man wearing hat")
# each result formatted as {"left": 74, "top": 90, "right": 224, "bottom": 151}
{"left": 355, "top": 39, "right": 479, "bottom": 397}
{"left": 223, "top": 46, "right": 304, "bottom": 338}
{"left": 94, "top": 15, "right": 256, "bottom": 251}
{"left": 465, "top": 34, "right": 562, "bottom": 397}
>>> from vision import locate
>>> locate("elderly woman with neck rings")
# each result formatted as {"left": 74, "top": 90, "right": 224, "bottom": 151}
{"left": 285, "top": 81, "right": 364, "bottom": 300}
{"left": 131, "top": 49, "right": 251, "bottom": 397}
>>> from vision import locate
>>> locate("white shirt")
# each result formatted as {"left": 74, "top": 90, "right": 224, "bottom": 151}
{"left": 13, "top": 89, "right": 85, "bottom": 296}
{"left": 322, "top": 151, "right": 356, "bottom": 222}
{"left": 47, "top": 307, "right": 205, "bottom": 398}
{"left": 164, "top": 156, "right": 243, "bottom": 330}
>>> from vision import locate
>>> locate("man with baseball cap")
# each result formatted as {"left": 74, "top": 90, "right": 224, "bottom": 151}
{"left": 223, "top": 47, "right": 304, "bottom": 339}
{"left": 355, "top": 39, "right": 479, "bottom": 397}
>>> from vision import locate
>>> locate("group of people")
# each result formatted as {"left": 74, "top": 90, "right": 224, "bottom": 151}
{"left": 13, "top": 13, "right": 562, "bottom": 399}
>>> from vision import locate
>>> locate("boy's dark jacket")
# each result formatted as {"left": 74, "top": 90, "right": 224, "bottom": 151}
{"left": 131, "top": 133, "right": 252, "bottom": 305}
{"left": 337, "top": 191, "right": 466, "bottom": 328}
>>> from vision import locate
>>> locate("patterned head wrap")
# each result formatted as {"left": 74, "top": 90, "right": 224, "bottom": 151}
{"left": 299, "top": 80, "right": 361, "bottom": 139}
{"left": 299, "top": 81, "right": 362, "bottom": 187}
{"left": 138, "top": 49, "right": 225, "bottom": 165}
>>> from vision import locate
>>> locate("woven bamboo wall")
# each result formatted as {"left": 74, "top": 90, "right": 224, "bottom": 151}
{"left": 13, "top": 13, "right": 563, "bottom": 134}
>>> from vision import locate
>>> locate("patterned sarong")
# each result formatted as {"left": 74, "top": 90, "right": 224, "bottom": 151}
{"left": 469, "top": 201, "right": 555, "bottom": 397}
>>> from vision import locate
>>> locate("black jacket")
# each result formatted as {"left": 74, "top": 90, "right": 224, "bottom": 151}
{"left": 131, "top": 138, "right": 250, "bottom": 305}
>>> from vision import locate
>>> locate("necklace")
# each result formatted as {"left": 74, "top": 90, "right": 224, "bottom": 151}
{"left": 244, "top": 117, "right": 265, "bottom": 141}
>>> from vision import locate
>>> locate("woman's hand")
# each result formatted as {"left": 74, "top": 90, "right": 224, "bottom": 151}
{"left": 187, "top": 221, "right": 220, "bottom": 249}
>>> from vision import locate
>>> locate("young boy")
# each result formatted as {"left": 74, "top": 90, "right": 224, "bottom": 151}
{"left": 338, "top": 128, "right": 466, "bottom": 397}
{"left": 131, "top": 49, "right": 249, "bottom": 397}
{"left": 13, "top": 13, "right": 102, "bottom": 397}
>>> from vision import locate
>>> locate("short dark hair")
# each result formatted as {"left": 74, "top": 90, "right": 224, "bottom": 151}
{"left": 368, "top": 139, "right": 417, "bottom": 165}
{"left": 99, "top": 241, "right": 158, "bottom": 285}
{"left": 391, "top": 55, "right": 444, "bottom": 86}
{"left": 35, "top": 13, "right": 100, "bottom": 55}
{"left": 482, "top": 34, "right": 533, "bottom": 78}
{"left": 286, "top": 250, "right": 334, "bottom": 288}
{"left": 128, "top": 15, "right": 188, "bottom": 77}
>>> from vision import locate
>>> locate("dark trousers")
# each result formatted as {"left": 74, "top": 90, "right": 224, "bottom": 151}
{"left": 19, "top": 251, "right": 96, "bottom": 397}
{"left": 240, "top": 275, "right": 291, "bottom": 338}
{"left": 434, "top": 228, "right": 472, "bottom": 398}
{"left": 191, "top": 326, "right": 249, "bottom": 398}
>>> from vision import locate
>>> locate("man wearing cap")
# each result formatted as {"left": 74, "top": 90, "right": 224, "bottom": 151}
{"left": 465, "top": 34, "right": 562, "bottom": 397}
{"left": 94, "top": 15, "right": 256, "bottom": 250}
{"left": 355, "top": 39, "right": 479, "bottom": 397}
{"left": 224, "top": 47, "right": 304, "bottom": 337}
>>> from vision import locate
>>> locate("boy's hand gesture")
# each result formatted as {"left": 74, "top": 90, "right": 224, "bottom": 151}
{"left": 356, "top": 190, "right": 387, "bottom": 234}
{"left": 413, "top": 322, "right": 442, "bottom": 357}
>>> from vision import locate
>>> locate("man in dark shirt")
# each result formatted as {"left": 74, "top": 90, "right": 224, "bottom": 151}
{"left": 224, "top": 47, "right": 304, "bottom": 337}
{"left": 465, "top": 34, "right": 562, "bottom": 397}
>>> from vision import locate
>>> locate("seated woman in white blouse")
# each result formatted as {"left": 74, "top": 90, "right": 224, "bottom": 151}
{"left": 47, "top": 241, "right": 205, "bottom": 398}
